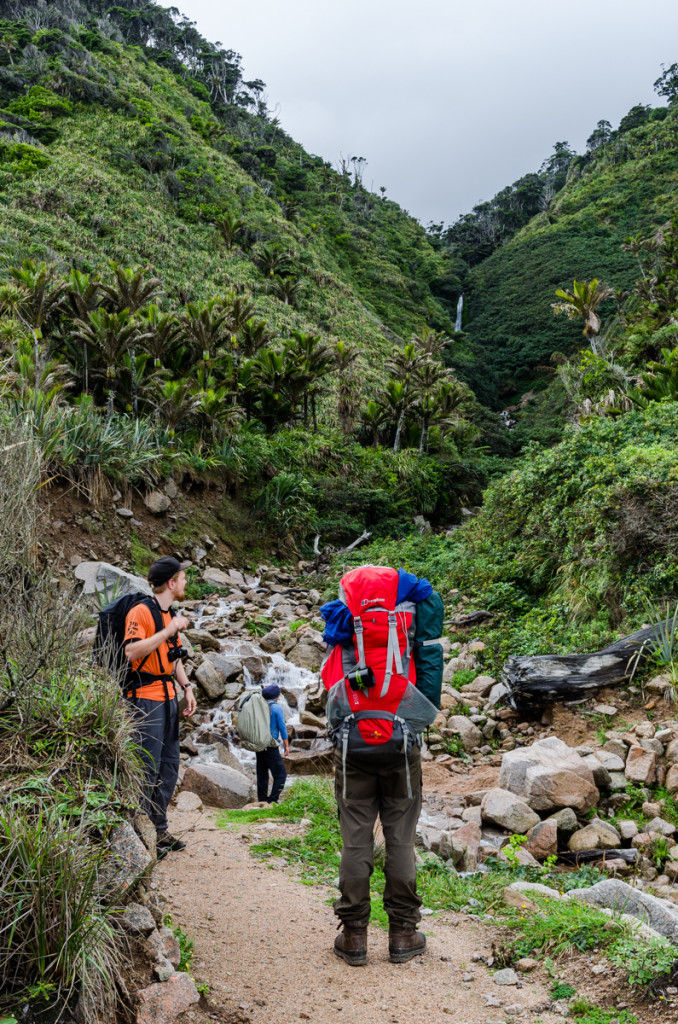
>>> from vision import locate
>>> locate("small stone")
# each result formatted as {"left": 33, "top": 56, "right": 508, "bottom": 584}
{"left": 116, "top": 507, "right": 133, "bottom": 518}
{"left": 492, "top": 968, "right": 519, "bottom": 986}
{"left": 514, "top": 957, "right": 537, "bottom": 973}
{"left": 591, "top": 963, "right": 607, "bottom": 975}
{"left": 175, "top": 791, "right": 203, "bottom": 812}
{"left": 593, "top": 704, "right": 618, "bottom": 716}
{"left": 618, "top": 820, "right": 639, "bottom": 841}
{"left": 154, "top": 957, "right": 175, "bottom": 982}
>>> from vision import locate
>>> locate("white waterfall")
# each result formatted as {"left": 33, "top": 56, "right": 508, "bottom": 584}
{"left": 455, "top": 294, "right": 464, "bottom": 332}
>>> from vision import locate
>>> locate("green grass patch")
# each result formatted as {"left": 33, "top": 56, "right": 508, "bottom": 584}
{"left": 570, "top": 1002, "right": 637, "bottom": 1024}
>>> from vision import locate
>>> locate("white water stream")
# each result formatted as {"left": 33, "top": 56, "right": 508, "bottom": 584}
{"left": 184, "top": 591, "right": 322, "bottom": 775}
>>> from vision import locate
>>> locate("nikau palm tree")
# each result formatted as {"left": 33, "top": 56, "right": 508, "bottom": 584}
{"left": 552, "top": 279, "right": 613, "bottom": 355}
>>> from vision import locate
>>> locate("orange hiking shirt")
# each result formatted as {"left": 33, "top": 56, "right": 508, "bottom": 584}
{"left": 124, "top": 602, "right": 180, "bottom": 701}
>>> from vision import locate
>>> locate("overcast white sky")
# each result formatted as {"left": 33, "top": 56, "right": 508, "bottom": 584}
{"left": 176, "top": 0, "right": 678, "bottom": 226}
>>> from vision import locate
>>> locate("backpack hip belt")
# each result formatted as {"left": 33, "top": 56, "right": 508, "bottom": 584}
{"left": 336, "top": 710, "right": 418, "bottom": 801}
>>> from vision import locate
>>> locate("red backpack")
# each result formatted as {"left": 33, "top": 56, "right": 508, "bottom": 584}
{"left": 321, "top": 565, "right": 438, "bottom": 796}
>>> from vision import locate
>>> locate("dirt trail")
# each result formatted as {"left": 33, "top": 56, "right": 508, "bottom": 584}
{"left": 156, "top": 806, "right": 566, "bottom": 1024}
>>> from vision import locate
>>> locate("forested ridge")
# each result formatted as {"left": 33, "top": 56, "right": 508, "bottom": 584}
{"left": 0, "top": 0, "right": 492, "bottom": 548}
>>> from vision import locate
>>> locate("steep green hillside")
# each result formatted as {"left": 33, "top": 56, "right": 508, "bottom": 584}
{"left": 0, "top": 2, "right": 456, "bottom": 380}
{"left": 0, "top": 0, "right": 485, "bottom": 548}
{"left": 450, "top": 102, "right": 678, "bottom": 403}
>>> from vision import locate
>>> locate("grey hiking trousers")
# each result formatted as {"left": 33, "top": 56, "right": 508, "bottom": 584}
{"left": 334, "top": 748, "right": 422, "bottom": 928}
{"left": 128, "top": 696, "right": 180, "bottom": 833}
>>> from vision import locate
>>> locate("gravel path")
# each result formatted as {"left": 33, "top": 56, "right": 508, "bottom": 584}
{"left": 156, "top": 806, "right": 567, "bottom": 1024}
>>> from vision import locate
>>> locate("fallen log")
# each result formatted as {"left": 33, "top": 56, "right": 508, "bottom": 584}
{"left": 501, "top": 624, "right": 659, "bottom": 713}
{"left": 557, "top": 848, "right": 639, "bottom": 866}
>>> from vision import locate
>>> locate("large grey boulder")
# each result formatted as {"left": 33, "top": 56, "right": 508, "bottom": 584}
{"left": 183, "top": 628, "right": 222, "bottom": 652}
{"left": 181, "top": 763, "right": 254, "bottom": 808}
{"left": 480, "top": 787, "right": 540, "bottom": 833}
{"left": 74, "top": 560, "right": 151, "bottom": 604}
{"left": 202, "top": 566, "right": 231, "bottom": 587}
{"left": 566, "top": 879, "right": 678, "bottom": 942}
{"left": 498, "top": 736, "right": 599, "bottom": 813}
{"left": 195, "top": 653, "right": 242, "bottom": 699}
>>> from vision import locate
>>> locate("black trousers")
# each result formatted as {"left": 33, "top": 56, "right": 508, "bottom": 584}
{"left": 334, "top": 749, "right": 423, "bottom": 928}
{"left": 256, "top": 746, "right": 287, "bottom": 803}
{"left": 129, "top": 696, "right": 179, "bottom": 832}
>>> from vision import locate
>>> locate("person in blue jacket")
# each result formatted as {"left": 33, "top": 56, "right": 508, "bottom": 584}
{"left": 257, "top": 683, "right": 290, "bottom": 803}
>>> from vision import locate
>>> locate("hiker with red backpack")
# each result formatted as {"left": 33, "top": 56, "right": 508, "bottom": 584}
{"left": 321, "top": 565, "right": 443, "bottom": 966}
{"left": 97, "top": 556, "right": 196, "bottom": 856}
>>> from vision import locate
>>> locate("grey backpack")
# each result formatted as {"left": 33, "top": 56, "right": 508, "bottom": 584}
{"left": 236, "top": 691, "right": 278, "bottom": 752}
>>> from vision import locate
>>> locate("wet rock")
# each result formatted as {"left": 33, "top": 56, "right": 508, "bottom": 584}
{"left": 283, "top": 745, "right": 334, "bottom": 775}
{"left": 136, "top": 972, "right": 199, "bottom": 1024}
{"left": 259, "top": 628, "right": 283, "bottom": 653}
{"left": 242, "top": 655, "right": 270, "bottom": 682}
{"left": 568, "top": 821, "right": 621, "bottom": 851}
{"left": 566, "top": 879, "right": 678, "bottom": 941}
{"left": 120, "top": 903, "right": 156, "bottom": 936}
{"left": 480, "top": 788, "right": 540, "bottom": 833}
{"left": 286, "top": 642, "right": 322, "bottom": 672}
{"left": 525, "top": 819, "right": 558, "bottom": 861}
{"left": 183, "top": 628, "right": 222, "bottom": 652}
{"left": 305, "top": 682, "right": 328, "bottom": 715}
{"left": 625, "top": 746, "right": 657, "bottom": 786}
{"left": 144, "top": 491, "right": 172, "bottom": 515}
{"left": 195, "top": 659, "right": 227, "bottom": 699}
{"left": 175, "top": 791, "right": 203, "bottom": 812}
{"left": 300, "top": 710, "right": 326, "bottom": 729}
{"left": 447, "top": 716, "right": 482, "bottom": 753}
{"left": 499, "top": 737, "right": 599, "bottom": 813}
{"left": 181, "top": 763, "right": 254, "bottom": 808}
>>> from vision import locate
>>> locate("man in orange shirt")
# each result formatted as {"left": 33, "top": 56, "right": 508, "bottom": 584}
{"left": 124, "top": 556, "right": 196, "bottom": 854}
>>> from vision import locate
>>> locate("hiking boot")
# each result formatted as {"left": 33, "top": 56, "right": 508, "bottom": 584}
{"left": 333, "top": 923, "right": 368, "bottom": 966}
{"left": 156, "top": 831, "right": 186, "bottom": 855}
{"left": 388, "top": 924, "right": 426, "bottom": 964}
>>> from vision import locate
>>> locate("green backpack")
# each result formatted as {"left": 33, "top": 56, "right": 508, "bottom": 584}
{"left": 236, "top": 691, "right": 278, "bottom": 752}
{"left": 413, "top": 591, "right": 444, "bottom": 708}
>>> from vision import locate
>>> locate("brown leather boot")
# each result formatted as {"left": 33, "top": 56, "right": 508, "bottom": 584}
{"left": 333, "top": 922, "right": 368, "bottom": 966}
{"left": 388, "top": 924, "right": 426, "bottom": 964}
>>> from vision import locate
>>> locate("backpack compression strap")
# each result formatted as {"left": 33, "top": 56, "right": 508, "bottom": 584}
{"left": 352, "top": 611, "right": 404, "bottom": 699}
